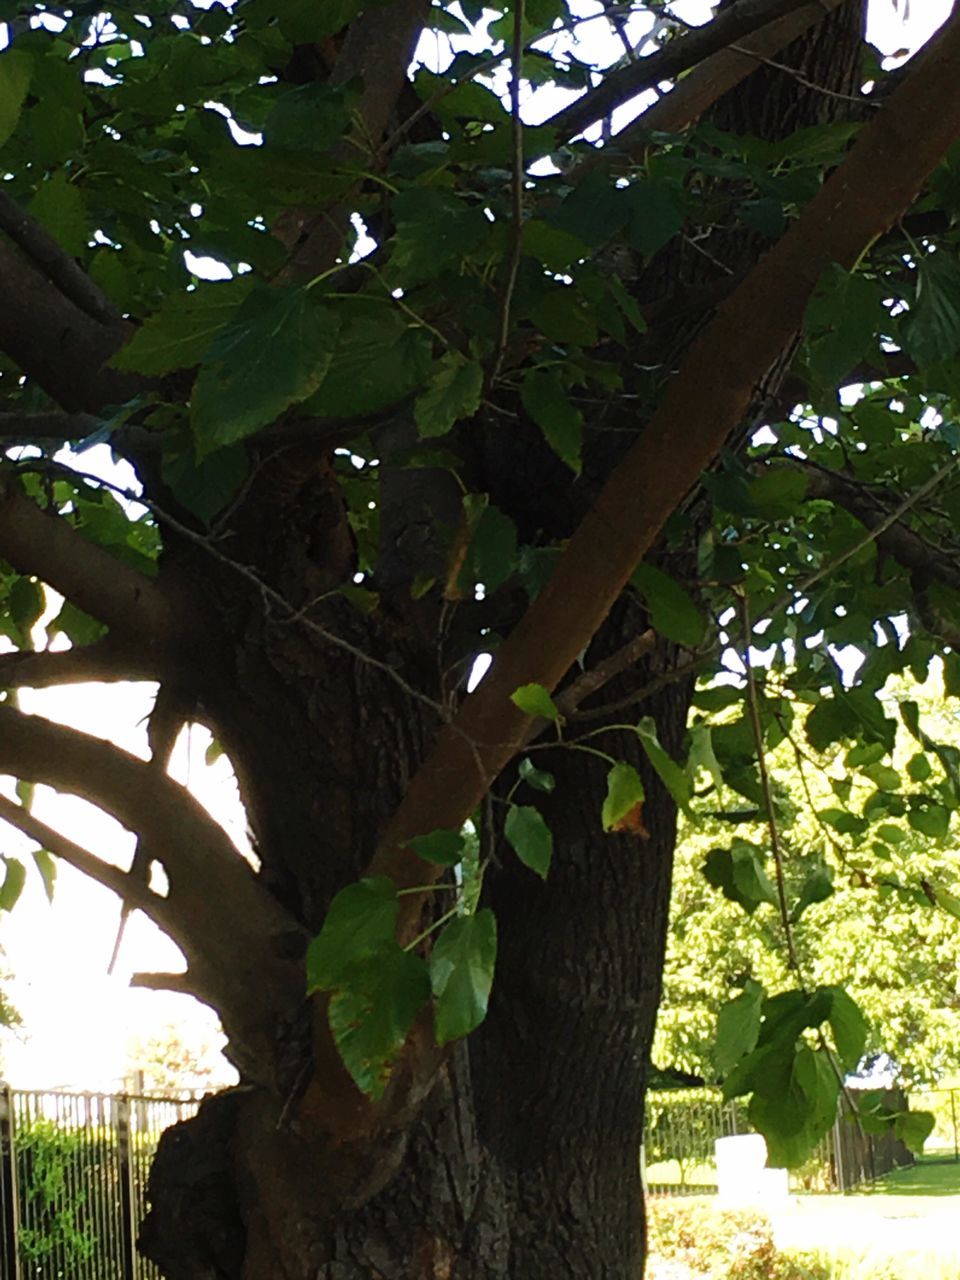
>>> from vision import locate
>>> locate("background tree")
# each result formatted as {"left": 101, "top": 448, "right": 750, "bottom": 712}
{"left": 656, "top": 665, "right": 960, "bottom": 1086}
{"left": 0, "top": 1, "right": 959, "bottom": 1276}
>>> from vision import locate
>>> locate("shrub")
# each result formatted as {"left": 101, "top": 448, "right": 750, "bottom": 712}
{"left": 646, "top": 1200, "right": 830, "bottom": 1280}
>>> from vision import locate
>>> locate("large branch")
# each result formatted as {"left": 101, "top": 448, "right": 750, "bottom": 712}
{"left": 0, "top": 791, "right": 165, "bottom": 920}
{"left": 0, "top": 638, "right": 157, "bottom": 688}
{"left": 0, "top": 190, "right": 122, "bottom": 325}
{"left": 369, "top": 11, "right": 960, "bottom": 890}
{"left": 0, "top": 239, "right": 138, "bottom": 412}
{"left": 573, "top": 0, "right": 852, "bottom": 177}
{"left": 547, "top": 0, "right": 830, "bottom": 145}
{"left": 0, "top": 472, "right": 178, "bottom": 650}
{"left": 0, "top": 703, "right": 304, "bottom": 1077}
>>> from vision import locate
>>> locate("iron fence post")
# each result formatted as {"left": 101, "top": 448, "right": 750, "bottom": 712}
{"left": 0, "top": 1084, "right": 20, "bottom": 1280}
{"left": 116, "top": 1095, "right": 137, "bottom": 1280}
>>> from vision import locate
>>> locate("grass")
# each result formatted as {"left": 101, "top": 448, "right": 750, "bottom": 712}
{"left": 864, "top": 1152, "right": 960, "bottom": 1197}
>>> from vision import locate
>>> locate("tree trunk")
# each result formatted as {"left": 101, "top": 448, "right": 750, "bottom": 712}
{"left": 132, "top": 7, "right": 869, "bottom": 1277}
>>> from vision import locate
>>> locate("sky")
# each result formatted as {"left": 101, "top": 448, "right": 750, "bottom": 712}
{"left": 0, "top": 0, "right": 953, "bottom": 1093}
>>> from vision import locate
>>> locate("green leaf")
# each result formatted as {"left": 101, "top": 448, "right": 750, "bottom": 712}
{"left": 161, "top": 439, "right": 249, "bottom": 524}
{"left": 8, "top": 575, "right": 44, "bottom": 644}
{"left": 305, "top": 876, "right": 398, "bottom": 993}
{"left": 263, "top": 83, "right": 350, "bottom": 153}
{"left": 908, "top": 804, "right": 951, "bottom": 839}
{"left": 826, "top": 986, "right": 868, "bottom": 1072}
{"left": 407, "top": 829, "right": 465, "bottom": 867}
{"left": 522, "top": 219, "right": 589, "bottom": 271}
{"left": 303, "top": 306, "right": 433, "bottom": 418}
{"left": 191, "top": 286, "right": 340, "bottom": 456}
{"left": 631, "top": 563, "right": 705, "bottom": 648}
{"left": 715, "top": 980, "right": 764, "bottom": 1075}
{"left": 931, "top": 883, "right": 960, "bottom": 921}
{"left": 907, "top": 752, "right": 932, "bottom": 783}
{"left": 328, "top": 944, "right": 431, "bottom": 1099}
{"left": 0, "top": 50, "right": 31, "bottom": 148}
{"left": 894, "top": 1108, "right": 935, "bottom": 1154}
{"left": 905, "top": 251, "right": 960, "bottom": 366}
{"left": 601, "top": 762, "right": 645, "bottom": 832}
{"left": 804, "top": 265, "right": 883, "bottom": 386}
{"left": 429, "top": 909, "right": 497, "bottom": 1045}
{"left": 32, "top": 849, "right": 57, "bottom": 904}
{"left": 520, "top": 368, "right": 583, "bottom": 473}
{"left": 745, "top": 468, "right": 809, "bottom": 521}
{"left": 0, "top": 857, "right": 26, "bottom": 912}
{"left": 462, "top": 502, "right": 518, "bottom": 593}
{"left": 790, "top": 865, "right": 834, "bottom": 923}
{"left": 29, "top": 171, "right": 87, "bottom": 257}
{"left": 703, "top": 842, "right": 777, "bottom": 915}
{"left": 510, "top": 683, "right": 559, "bottom": 722}
{"left": 634, "top": 717, "right": 691, "bottom": 813}
{"left": 519, "top": 756, "right": 555, "bottom": 792}
{"left": 389, "top": 187, "right": 491, "bottom": 285}
{"left": 623, "top": 179, "right": 684, "bottom": 255}
{"left": 112, "top": 278, "right": 253, "bottom": 375}
{"left": 504, "top": 805, "right": 553, "bottom": 879}
{"left": 414, "top": 352, "right": 484, "bottom": 438}
{"left": 528, "top": 287, "right": 598, "bottom": 347}
{"left": 47, "top": 601, "right": 106, "bottom": 648}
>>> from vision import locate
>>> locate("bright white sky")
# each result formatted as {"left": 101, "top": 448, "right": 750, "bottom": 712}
{"left": 0, "top": 0, "right": 952, "bottom": 1093}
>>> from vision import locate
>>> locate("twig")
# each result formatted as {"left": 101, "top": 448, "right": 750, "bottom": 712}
{"left": 572, "top": 453, "right": 960, "bottom": 724}
{"left": 727, "top": 42, "right": 878, "bottom": 108}
{"left": 554, "top": 627, "right": 657, "bottom": 717}
{"left": 490, "top": 0, "right": 526, "bottom": 384}
{"left": 10, "top": 456, "right": 449, "bottom": 724}
{"left": 737, "top": 588, "right": 800, "bottom": 973}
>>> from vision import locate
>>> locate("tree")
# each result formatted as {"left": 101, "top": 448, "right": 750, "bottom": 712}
{"left": 1, "top": 0, "right": 960, "bottom": 1274}
{"left": 656, "top": 666, "right": 960, "bottom": 1087}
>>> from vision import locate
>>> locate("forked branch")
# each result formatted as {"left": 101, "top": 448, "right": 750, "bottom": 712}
{"left": 0, "top": 702, "right": 304, "bottom": 1076}
{"left": 547, "top": 0, "right": 827, "bottom": 144}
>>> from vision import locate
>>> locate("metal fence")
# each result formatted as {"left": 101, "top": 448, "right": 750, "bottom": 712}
{"left": 0, "top": 1084, "right": 197, "bottom": 1280}
{"left": 642, "top": 1086, "right": 913, "bottom": 1197}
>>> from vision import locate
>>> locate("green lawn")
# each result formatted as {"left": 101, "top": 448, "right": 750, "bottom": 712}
{"left": 866, "top": 1153, "right": 960, "bottom": 1197}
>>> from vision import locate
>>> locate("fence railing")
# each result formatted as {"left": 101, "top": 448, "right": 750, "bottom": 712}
{"left": 0, "top": 1084, "right": 198, "bottom": 1280}
{"left": 642, "top": 1085, "right": 914, "bottom": 1197}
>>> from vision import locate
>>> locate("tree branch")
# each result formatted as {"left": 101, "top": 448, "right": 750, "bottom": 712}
{"left": 553, "top": 628, "right": 657, "bottom": 719}
{"left": 0, "top": 638, "right": 157, "bottom": 689}
{"left": 0, "top": 239, "right": 138, "bottom": 412}
{"left": 370, "top": 8, "right": 960, "bottom": 895}
{"left": 0, "top": 410, "right": 101, "bottom": 449}
{"left": 0, "top": 790, "right": 165, "bottom": 920}
{"left": 776, "top": 459, "right": 960, "bottom": 591}
{"left": 571, "top": 0, "right": 850, "bottom": 179}
{"left": 0, "top": 471, "right": 178, "bottom": 651}
{"left": 0, "top": 190, "right": 122, "bottom": 325}
{"left": 275, "top": 0, "right": 431, "bottom": 281}
{"left": 0, "top": 703, "right": 305, "bottom": 1079}
{"left": 130, "top": 971, "right": 195, "bottom": 995}
{"left": 547, "top": 0, "right": 830, "bottom": 144}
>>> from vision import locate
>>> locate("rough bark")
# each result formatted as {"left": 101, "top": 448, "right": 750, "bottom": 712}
{"left": 130, "top": 8, "right": 879, "bottom": 1279}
